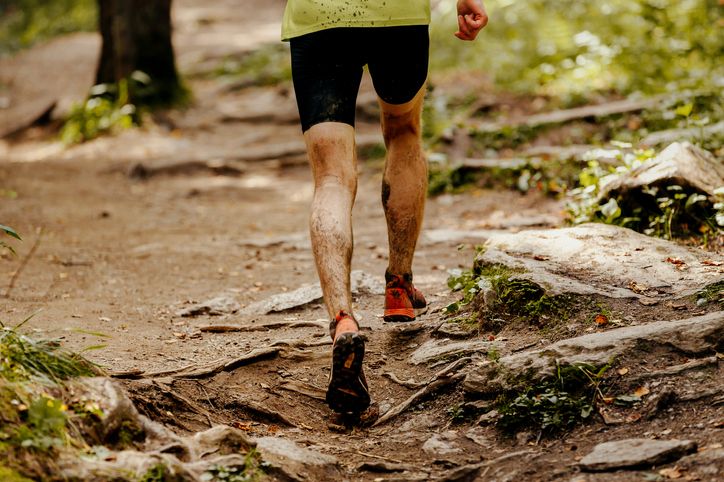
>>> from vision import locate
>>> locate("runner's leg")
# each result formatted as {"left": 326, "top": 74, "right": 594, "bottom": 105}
{"left": 290, "top": 29, "right": 364, "bottom": 337}
{"left": 379, "top": 88, "right": 427, "bottom": 277}
{"left": 367, "top": 25, "right": 429, "bottom": 279}
{"left": 304, "top": 122, "right": 358, "bottom": 336}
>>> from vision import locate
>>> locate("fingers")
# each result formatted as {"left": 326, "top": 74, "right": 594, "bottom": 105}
{"left": 455, "top": 14, "right": 483, "bottom": 41}
{"left": 456, "top": 14, "right": 472, "bottom": 39}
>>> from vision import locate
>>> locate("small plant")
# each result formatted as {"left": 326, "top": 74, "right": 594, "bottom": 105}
{"left": 0, "top": 321, "right": 103, "bottom": 478}
{"left": 1, "top": 224, "right": 21, "bottom": 255}
{"left": 0, "top": 319, "right": 99, "bottom": 382}
{"left": 566, "top": 145, "right": 722, "bottom": 240}
{"left": 696, "top": 281, "right": 724, "bottom": 307}
{"left": 446, "top": 404, "right": 466, "bottom": 422}
{"left": 445, "top": 265, "right": 489, "bottom": 313}
{"left": 139, "top": 463, "right": 167, "bottom": 482}
{"left": 497, "top": 363, "right": 609, "bottom": 435}
{"left": 61, "top": 79, "right": 136, "bottom": 144}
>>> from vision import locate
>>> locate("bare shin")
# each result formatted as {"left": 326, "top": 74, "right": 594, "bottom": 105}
{"left": 380, "top": 88, "right": 427, "bottom": 277}
{"left": 304, "top": 122, "right": 358, "bottom": 321}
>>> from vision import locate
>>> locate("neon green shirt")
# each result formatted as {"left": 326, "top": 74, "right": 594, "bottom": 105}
{"left": 282, "top": 0, "right": 431, "bottom": 41}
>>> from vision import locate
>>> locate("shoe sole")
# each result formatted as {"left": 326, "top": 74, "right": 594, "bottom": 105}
{"left": 383, "top": 306, "right": 428, "bottom": 322}
{"left": 326, "top": 333, "right": 370, "bottom": 414}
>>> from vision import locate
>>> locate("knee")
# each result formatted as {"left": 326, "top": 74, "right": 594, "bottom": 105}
{"left": 381, "top": 109, "right": 421, "bottom": 144}
{"left": 306, "top": 129, "right": 357, "bottom": 194}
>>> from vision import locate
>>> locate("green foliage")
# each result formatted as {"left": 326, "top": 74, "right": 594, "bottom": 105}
{"left": 138, "top": 464, "right": 168, "bottom": 482}
{"left": 0, "top": 0, "right": 97, "bottom": 55}
{"left": 12, "top": 395, "right": 68, "bottom": 450}
{"left": 1, "top": 224, "right": 21, "bottom": 255}
{"left": 696, "top": 281, "right": 724, "bottom": 307}
{"left": 0, "top": 466, "right": 34, "bottom": 482}
{"left": 430, "top": 0, "right": 722, "bottom": 97}
{"left": 0, "top": 224, "right": 20, "bottom": 240}
{"left": 497, "top": 363, "right": 609, "bottom": 434}
{"left": 566, "top": 146, "right": 722, "bottom": 239}
{"left": 61, "top": 79, "right": 136, "bottom": 144}
{"left": 201, "top": 451, "right": 264, "bottom": 482}
{"left": 428, "top": 155, "right": 578, "bottom": 197}
{"left": 446, "top": 404, "right": 466, "bottom": 422}
{"left": 0, "top": 321, "right": 99, "bottom": 383}
{"left": 444, "top": 248, "right": 492, "bottom": 313}
{"left": 446, "top": 262, "right": 570, "bottom": 325}
{"left": 212, "top": 44, "right": 292, "bottom": 88}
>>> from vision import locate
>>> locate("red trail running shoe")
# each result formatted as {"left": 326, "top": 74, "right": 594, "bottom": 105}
{"left": 383, "top": 272, "right": 427, "bottom": 322}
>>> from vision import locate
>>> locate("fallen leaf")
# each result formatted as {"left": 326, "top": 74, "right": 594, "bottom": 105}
{"left": 598, "top": 406, "right": 625, "bottom": 425}
{"left": 701, "top": 260, "right": 723, "bottom": 267}
{"left": 533, "top": 255, "right": 550, "bottom": 261}
{"left": 666, "top": 301, "right": 688, "bottom": 311}
{"left": 634, "top": 386, "right": 651, "bottom": 398}
{"left": 701, "top": 443, "right": 723, "bottom": 451}
{"left": 602, "top": 396, "right": 615, "bottom": 404}
{"left": 231, "top": 421, "right": 252, "bottom": 431}
{"left": 487, "top": 334, "right": 496, "bottom": 341}
{"left": 626, "top": 413, "right": 642, "bottom": 423}
{"left": 659, "top": 466, "right": 682, "bottom": 479}
{"left": 665, "top": 257, "right": 686, "bottom": 267}
{"left": 628, "top": 281, "right": 649, "bottom": 294}
{"left": 639, "top": 297, "right": 659, "bottom": 306}
{"left": 617, "top": 367, "right": 629, "bottom": 376}
{"left": 594, "top": 314, "right": 609, "bottom": 326}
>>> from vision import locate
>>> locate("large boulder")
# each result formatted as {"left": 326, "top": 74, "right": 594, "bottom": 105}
{"left": 464, "top": 311, "right": 724, "bottom": 396}
{"left": 475, "top": 223, "right": 723, "bottom": 300}
{"left": 598, "top": 142, "right": 724, "bottom": 202}
{"left": 579, "top": 438, "right": 697, "bottom": 471}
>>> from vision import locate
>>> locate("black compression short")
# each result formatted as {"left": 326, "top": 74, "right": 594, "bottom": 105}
{"left": 290, "top": 25, "right": 429, "bottom": 132}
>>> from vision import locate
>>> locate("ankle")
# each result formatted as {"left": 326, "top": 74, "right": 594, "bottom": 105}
{"left": 385, "top": 269, "right": 413, "bottom": 285}
{"left": 330, "top": 310, "right": 358, "bottom": 340}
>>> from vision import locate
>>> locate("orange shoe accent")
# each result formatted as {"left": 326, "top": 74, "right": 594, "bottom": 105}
{"left": 384, "top": 274, "right": 426, "bottom": 322}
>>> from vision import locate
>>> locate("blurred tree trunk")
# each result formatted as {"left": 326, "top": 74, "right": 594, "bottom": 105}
{"left": 96, "top": 0, "right": 182, "bottom": 105}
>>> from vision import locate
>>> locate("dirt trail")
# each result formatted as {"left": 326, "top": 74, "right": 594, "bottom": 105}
{"left": 1, "top": 1, "right": 722, "bottom": 481}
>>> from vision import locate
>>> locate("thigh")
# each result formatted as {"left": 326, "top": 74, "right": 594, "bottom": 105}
{"left": 367, "top": 26, "right": 429, "bottom": 105}
{"left": 290, "top": 29, "right": 365, "bottom": 132}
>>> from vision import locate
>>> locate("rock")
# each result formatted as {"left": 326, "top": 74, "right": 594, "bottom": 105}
{"left": 422, "top": 431, "right": 462, "bottom": 455}
{"left": 71, "top": 377, "right": 149, "bottom": 446}
{"left": 464, "top": 426, "right": 492, "bottom": 447}
{"left": 598, "top": 142, "right": 724, "bottom": 200}
{"left": 240, "top": 270, "right": 384, "bottom": 315}
{"left": 240, "top": 284, "right": 322, "bottom": 316}
{"left": 464, "top": 311, "right": 724, "bottom": 396}
{"left": 254, "top": 436, "right": 341, "bottom": 482}
{"left": 409, "top": 338, "right": 496, "bottom": 365}
{"left": 57, "top": 450, "right": 195, "bottom": 482}
{"left": 422, "top": 229, "right": 496, "bottom": 245}
{"left": 188, "top": 425, "right": 255, "bottom": 460}
{"left": 677, "top": 445, "right": 724, "bottom": 478}
{"left": 435, "top": 322, "right": 477, "bottom": 339}
{"left": 350, "top": 270, "right": 385, "bottom": 296}
{"left": 177, "top": 294, "right": 241, "bottom": 317}
{"left": 579, "top": 438, "right": 697, "bottom": 472}
{"left": 476, "top": 409, "right": 499, "bottom": 425}
{"left": 475, "top": 224, "right": 724, "bottom": 300}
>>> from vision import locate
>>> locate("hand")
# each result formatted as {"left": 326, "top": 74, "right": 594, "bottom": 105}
{"left": 455, "top": 0, "right": 488, "bottom": 41}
